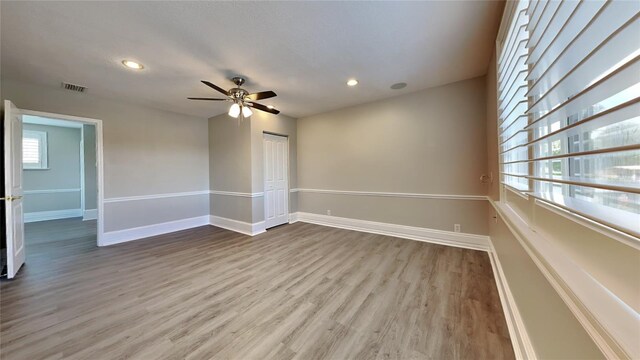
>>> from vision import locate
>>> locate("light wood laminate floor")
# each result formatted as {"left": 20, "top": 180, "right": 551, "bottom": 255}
{"left": 1, "top": 222, "right": 514, "bottom": 360}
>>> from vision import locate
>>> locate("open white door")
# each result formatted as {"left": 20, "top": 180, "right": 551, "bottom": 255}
{"left": 264, "top": 133, "right": 289, "bottom": 229}
{"left": 4, "top": 100, "right": 25, "bottom": 279}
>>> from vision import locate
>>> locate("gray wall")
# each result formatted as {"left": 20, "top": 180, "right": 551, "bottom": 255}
{"left": 209, "top": 114, "right": 253, "bottom": 223}
{"left": 250, "top": 112, "right": 297, "bottom": 223}
{"left": 23, "top": 123, "right": 81, "bottom": 213}
{"left": 83, "top": 124, "right": 97, "bottom": 211}
{"left": 2, "top": 79, "right": 210, "bottom": 232}
{"left": 208, "top": 111, "right": 298, "bottom": 224}
{"left": 296, "top": 76, "right": 490, "bottom": 235}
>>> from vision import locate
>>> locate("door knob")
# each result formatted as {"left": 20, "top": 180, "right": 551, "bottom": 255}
{"left": 1, "top": 195, "right": 22, "bottom": 201}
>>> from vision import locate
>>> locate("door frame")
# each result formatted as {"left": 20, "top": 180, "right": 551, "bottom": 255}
{"left": 20, "top": 109, "right": 105, "bottom": 246}
{"left": 263, "top": 132, "right": 290, "bottom": 230}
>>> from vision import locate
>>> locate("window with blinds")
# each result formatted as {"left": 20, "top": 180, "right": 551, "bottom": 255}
{"left": 23, "top": 130, "right": 48, "bottom": 169}
{"left": 498, "top": 0, "right": 640, "bottom": 238}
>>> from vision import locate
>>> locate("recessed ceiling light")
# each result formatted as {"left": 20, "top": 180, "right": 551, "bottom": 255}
{"left": 346, "top": 79, "right": 359, "bottom": 86}
{"left": 267, "top": 105, "right": 275, "bottom": 109}
{"left": 122, "top": 60, "right": 144, "bottom": 70}
{"left": 390, "top": 82, "right": 407, "bottom": 90}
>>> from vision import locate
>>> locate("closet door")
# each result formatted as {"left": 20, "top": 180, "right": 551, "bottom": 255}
{"left": 263, "top": 133, "right": 289, "bottom": 229}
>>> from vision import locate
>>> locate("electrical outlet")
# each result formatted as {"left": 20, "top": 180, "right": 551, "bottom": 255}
{"left": 327, "top": 210, "right": 331, "bottom": 216}
{"left": 454, "top": 224, "right": 461, "bottom": 233}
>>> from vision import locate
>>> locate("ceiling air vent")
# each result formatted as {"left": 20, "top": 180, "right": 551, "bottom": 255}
{"left": 61, "top": 82, "right": 87, "bottom": 93}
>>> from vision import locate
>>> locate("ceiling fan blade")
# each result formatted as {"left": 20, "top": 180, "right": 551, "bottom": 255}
{"left": 187, "top": 97, "right": 227, "bottom": 101}
{"left": 249, "top": 102, "right": 280, "bottom": 115}
{"left": 201, "top": 80, "right": 229, "bottom": 96}
{"left": 246, "top": 91, "right": 277, "bottom": 101}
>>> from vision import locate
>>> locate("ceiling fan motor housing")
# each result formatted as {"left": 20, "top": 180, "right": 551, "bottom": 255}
{"left": 230, "top": 77, "right": 249, "bottom": 102}
{"left": 231, "top": 76, "right": 246, "bottom": 87}
{"left": 229, "top": 88, "right": 249, "bottom": 101}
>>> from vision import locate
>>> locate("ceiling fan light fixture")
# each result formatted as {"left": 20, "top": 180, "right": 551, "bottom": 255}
{"left": 346, "top": 79, "right": 359, "bottom": 86}
{"left": 228, "top": 103, "right": 241, "bottom": 118}
{"left": 242, "top": 105, "right": 253, "bottom": 117}
{"left": 189, "top": 78, "right": 280, "bottom": 116}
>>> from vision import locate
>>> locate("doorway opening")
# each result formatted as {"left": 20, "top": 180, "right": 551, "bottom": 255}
{"left": 2, "top": 101, "right": 105, "bottom": 279}
{"left": 23, "top": 115, "right": 97, "bottom": 260}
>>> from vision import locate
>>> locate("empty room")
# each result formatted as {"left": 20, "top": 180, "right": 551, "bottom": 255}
{"left": 1, "top": 1, "right": 638, "bottom": 359}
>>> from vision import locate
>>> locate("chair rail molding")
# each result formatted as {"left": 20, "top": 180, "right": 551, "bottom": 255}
{"left": 104, "top": 190, "right": 210, "bottom": 203}
{"left": 293, "top": 188, "right": 488, "bottom": 201}
{"left": 209, "top": 190, "right": 264, "bottom": 198}
{"left": 24, "top": 188, "right": 81, "bottom": 195}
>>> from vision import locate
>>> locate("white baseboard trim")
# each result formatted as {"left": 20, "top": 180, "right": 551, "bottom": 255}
{"left": 83, "top": 209, "right": 98, "bottom": 221}
{"left": 24, "top": 208, "right": 82, "bottom": 223}
{"left": 488, "top": 240, "right": 536, "bottom": 359}
{"left": 101, "top": 215, "right": 210, "bottom": 246}
{"left": 292, "top": 212, "right": 490, "bottom": 251}
{"left": 289, "top": 212, "right": 299, "bottom": 224}
{"left": 209, "top": 215, "right": 266, "bottom": 236}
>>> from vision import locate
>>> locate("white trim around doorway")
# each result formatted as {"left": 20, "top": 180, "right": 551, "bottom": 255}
{"left": 21, "top": 109, "right": 105, "bottom": 246}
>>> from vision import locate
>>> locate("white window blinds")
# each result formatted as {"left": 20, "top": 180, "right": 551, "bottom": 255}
{"left": 22, "top": 130, "right": 48, "bottom": 169}
{"left": 498, "top": 0, "right": 640, "bottom": 238}
{"left": 498, "top": 0, "right": 530, "bottom": 191}
{"left": 23, "top": 137, "right": 40, "bottom": 164}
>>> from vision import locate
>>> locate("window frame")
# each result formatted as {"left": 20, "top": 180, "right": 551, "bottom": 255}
{"left": 22, "top": 129, "right": 49, "bottom": 170}
{"left": 497, "top": 0, "right": 640, "bottom": 239}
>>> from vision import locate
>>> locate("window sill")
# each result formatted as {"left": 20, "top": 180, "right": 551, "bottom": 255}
{"left": 504, "top": 185, "right": 529, "bottom": 200}
{"left": 533, "top": 199, "right": 640, "bottom": 251}
{"left": 490, "top": 199, "right": 639, "bottom": 359}
{"left": 528, "top": 192, "right": 640, "bottom": 239}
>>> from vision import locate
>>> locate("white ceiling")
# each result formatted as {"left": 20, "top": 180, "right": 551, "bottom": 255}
{"left": 1, "top": 1, "right": 503, "bottom": 119}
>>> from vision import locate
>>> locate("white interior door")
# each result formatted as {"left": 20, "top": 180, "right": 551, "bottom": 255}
{"left": 4, "top": 100, "right": 25, "bottom": 279}
{"left": 264, "top": 133, "right": 289, "bottom": 229}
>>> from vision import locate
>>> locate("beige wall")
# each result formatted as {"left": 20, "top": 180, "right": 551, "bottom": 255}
{"left": 489, "top": 212, "right": 605, "bottom": 359}
{"left": 2, "top": 79, "right": 210, "bottom": 232}
{"left": 23, "top": 123, "right": 81, "bottom": 213}
{"left": 296, "top": 76, "right": 491, "bottom": 235}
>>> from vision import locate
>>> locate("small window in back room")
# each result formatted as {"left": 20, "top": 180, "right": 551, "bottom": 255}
{"left": 23, "top": 130, "right": 48, "bottom": 169}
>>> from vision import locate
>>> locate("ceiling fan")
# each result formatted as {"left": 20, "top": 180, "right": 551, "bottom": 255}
{"left": 188, "top": 77, "right": 280, "bottom": 118}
